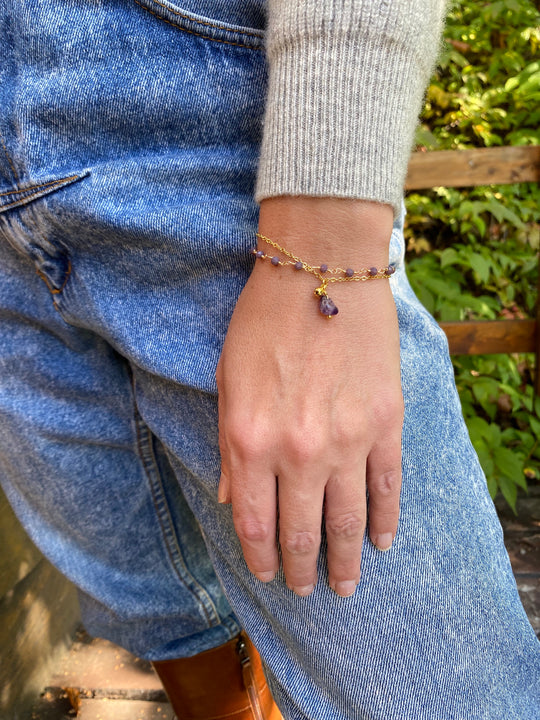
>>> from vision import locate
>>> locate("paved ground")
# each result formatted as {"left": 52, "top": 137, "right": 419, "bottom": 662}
{"left": 30, "top": 632, "right": 171, "bottom": 720}
{"left": 30, "top": 487, "right": 540, "bottom": 720}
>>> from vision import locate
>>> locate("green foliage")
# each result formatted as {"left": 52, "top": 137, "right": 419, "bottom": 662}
{"left": 421, "top": 0, "right": 540, "bottom": 149}
{"left": 455, "top": 354, "right": 539, "bottom": 510}
{"left": 405, "top": 0, "right": 540, "bottom": 512}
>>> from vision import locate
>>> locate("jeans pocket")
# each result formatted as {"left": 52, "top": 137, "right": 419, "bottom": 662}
{"left": 133, "top": 0, "right": 265, "bottom": 50}
{"left": 0, "top": 171, "right": 89, "bottom": 302}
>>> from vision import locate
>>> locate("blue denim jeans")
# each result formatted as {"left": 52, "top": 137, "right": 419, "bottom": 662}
{"left": 0, "top": 2, "right": 539, "bottom": 718}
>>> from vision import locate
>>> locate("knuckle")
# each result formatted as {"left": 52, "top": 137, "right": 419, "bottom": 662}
{"left": 372, "top": 396, "right": 404, "bottom": 428}
{"left": 235, "top": 519, "right": 274, "bottom": 546}
{"left": 283, "top": 431, "right": 323, "bottom": 465}
{"left": 326, "top": 512, "right": 365, "bottom": 541}
{"left": 370, "top": 470, "right": 401, "bottom": 498}
{"left": 331, "top": 418, "right": 362, "bottom": 448}
{"left": 281, "top": 530, "right": 319, "bottom": 556}
{"left": 226, "top": 421, "right": 270, "bottom": 462}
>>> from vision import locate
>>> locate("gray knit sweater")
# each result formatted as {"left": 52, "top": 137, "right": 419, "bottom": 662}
{"left": 255, "top": 0, "right": 447, "bottom": 216}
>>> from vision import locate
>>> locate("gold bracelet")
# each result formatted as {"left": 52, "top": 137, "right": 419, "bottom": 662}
{"left": 254, "top": 233, "right": 395, "bottom": 319}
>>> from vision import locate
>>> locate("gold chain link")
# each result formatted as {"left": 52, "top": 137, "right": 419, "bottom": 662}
{"left": 254, "top": 233, "right": 392, "bottom": 284}
{"left": 253, "top": 233, "right": 395, "bottom": 319}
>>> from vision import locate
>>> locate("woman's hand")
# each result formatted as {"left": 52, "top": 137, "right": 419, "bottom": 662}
{"left": 216, "top": 197, "right": 403, "bottom": 598}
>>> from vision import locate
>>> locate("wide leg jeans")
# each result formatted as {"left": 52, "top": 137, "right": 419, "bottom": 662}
{"left": 1, "top": 2, "right": 538, "bottom": 717}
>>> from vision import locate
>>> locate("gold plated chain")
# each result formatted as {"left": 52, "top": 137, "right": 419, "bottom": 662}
{"left": 254, "top": 233, "right": 395, "bottom": 319}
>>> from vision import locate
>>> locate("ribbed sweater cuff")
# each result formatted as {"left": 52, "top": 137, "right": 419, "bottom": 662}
{"left": 255, "top": 30, "right": 432, "bottom": 217}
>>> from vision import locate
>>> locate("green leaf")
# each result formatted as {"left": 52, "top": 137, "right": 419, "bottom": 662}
{"left": 514, "top": 472, "right": 529, "bottom": 491}
{"left": 412, "top": 285, "right": 435, "bottom": 315}
{"left": 466, "top": 416, "right": 491, "bottom": 440}
{"left": 506, "top": 129, "right": 540, "bottom": 145}
{"left": 518, "top": 70, "right": 540, "bottom": 95}
{"left": 529, "top": 415, "right": 540, "bottom": 438}
{"left": 440, "top": 247, "right": 460, "bottom": 268}
{"left": 472, "top": 378, "right": 499, "bottom": 408}
{"left": 486, "top": 475, "right": 498, "bottom": 499}
{"left": 470, "top": 214, "right": 487, "bottom": 237}
{"left": 475, "top": 440, "right": 495, "bottom": 478}
{"left": 469, "top": 253, "right": 491, "bottom": 283}
{"left": 505, "top": 76, "right": 520, "bottom": 92}
{"left": 486, "top": 421, "right": 503, "bottom": 445}
{"left": 498, "top": 474, "right": 518, "bottom": 513}
{"left": 439, "top": 302, "right": 463, "bottom": 321}
{"left": 493, "top": 447, "right": 523, "bottom": 480}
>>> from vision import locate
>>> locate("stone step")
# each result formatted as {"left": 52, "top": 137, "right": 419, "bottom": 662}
{"left": 30, "top": 632, "right": 171, "bottom": 720}
{"left": 48, "top": 629, "right": 165, "bottom": 699}
{"left": 77, "top": 700, "right": 174, "bottom": 720}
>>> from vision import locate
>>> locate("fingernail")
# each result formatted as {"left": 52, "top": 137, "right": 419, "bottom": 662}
{"left": 256, "top": 571, "right": 276, "bottom": 583}
{"left": 217, "top": 475, "right": 228, "bottom": 504}
{"left": 291, "top": 584, "right": 315, "bottom": 597}
{"left": 217, "top": 485, "right": 228, "bottom": 503}
{"left": 373, "top": 533, "right": 393, "bottom": 551}
{"left": 334, "top": 580, "right": 357, "bottom": 597}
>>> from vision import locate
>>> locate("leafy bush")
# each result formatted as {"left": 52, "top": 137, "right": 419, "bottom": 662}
{"left": 405, "top": 0, "right": 540, "bottom": 511}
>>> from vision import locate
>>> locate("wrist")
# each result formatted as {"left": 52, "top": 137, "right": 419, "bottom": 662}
{"left": 257, "top": 196, "right": 393, "bottom": 266}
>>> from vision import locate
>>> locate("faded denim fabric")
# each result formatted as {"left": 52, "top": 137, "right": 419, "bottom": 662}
{"left": 0, "top": 2, "right": 539, "bottom": 718}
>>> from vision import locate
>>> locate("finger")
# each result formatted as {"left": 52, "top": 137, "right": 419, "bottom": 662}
{"left": 230, "top": 467, "right": 279, "bottom": 583}
{"left": 217, "top": 472, "right": 231, "bottom": 504}
{"left": 366, "top": 438, "right": 402, "bottom": 552}
{"left": 278, "top": 474, "right": 326, "bottom": 597}
{"left": 324, "top": 469, "right": 366, "bottom": 597}
{"left": 216, "top": 366, "right": 232, "bottom": 485}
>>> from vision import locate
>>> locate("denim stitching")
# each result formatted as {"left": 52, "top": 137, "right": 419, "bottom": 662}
{"left": 132, "top": 400, "right": 222, "bottom": 626}
{"left": 0, "top": 131, "right": 19, "bottom": 183}
{"left": 144, "top": 0, "right": 264, "bottom": 38}
{"left": 134, "top": 0, "right": 264, "bottom": 49}
{"left": 35, "top": 258, "right": 72, "bottom": 296}
{"left": 0, "top": 175, "right": 79, "bottom": 198}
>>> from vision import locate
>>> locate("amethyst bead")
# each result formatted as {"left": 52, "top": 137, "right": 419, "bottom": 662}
{"left": 386, "top": 265, "right": 396, "bottom": 275}
{"left": 294, "top": 261, "right": 303, "bottom": 270}
{"left": 369, "top": 267, "right": 378, "bottom": 276}
{"left": 256, "top": 250, "right": 264, "bottom": 258}
{"left": 345, "top": 268, "right": 354, "bottom": 277}
{"left": 271, "top": 256, "right": 280, "bottom": 266}
{"left": 320, "top": 263, "right": 328, "bottom": 273}
{"left": 319, "top": 295, "right": 338, "bottom": 317}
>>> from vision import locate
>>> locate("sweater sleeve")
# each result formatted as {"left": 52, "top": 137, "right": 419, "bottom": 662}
{"left": 254, "top": 0, "right": 447, "bottom": 216}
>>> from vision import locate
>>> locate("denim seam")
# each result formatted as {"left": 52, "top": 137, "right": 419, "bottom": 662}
{"left": 143, "top": 0, "right": 263, "bottom": 37}
{"left": 0, "top": 131, "right": 19, "bottom": 184}
{"left": 0, "top": 176, "right": 83, "bottom": 215}
{"left": 36, "top": 258, "right": 72, "bottom": 298}
{"left": 133, "top": 0, "right": 264, "bottom": 50}
{"left": 0, "top": 175, "right": 80, "bottom": 199}
{"left": 132, "top": 403, "right": 222, "bottom": 627}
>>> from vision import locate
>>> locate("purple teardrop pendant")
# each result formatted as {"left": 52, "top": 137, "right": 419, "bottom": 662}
{"left": 319, "top": 294, "right": 339, "bottom": 317}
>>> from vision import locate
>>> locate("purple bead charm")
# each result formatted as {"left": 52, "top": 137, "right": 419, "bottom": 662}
{"left": 256, "top": 250, "right": 264, "bottom": 258}
{"left": 294, "top": 261, "right": 303, "bottom": 270}
{"left": 320, "top": 263, "right": 328, "bottom": 273}
{"left": 271, "top": 256, "right": 280, "bottom": 266}
{"left": 369, "top": 267, "right": 378, "bottom": 276}
{"left": 319, "top": 294, "right": 339, "bottom": 317}
{"left": 345, "top": 267, "right": 354, "bottom": 277}
{"left": 386, "top": 265, "right": 396, "bottom": 275}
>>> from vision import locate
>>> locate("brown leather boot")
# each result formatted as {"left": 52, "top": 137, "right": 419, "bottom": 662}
{"left": 152, "top": 632, "right": 283, "bottom": 720}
